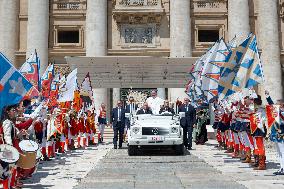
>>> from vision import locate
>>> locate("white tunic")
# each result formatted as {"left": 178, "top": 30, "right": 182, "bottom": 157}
{"left": 2, "top": 119, "right": 19, "bottom": 145}
{"left": 146, "top": 97, "right": 164, "bottom": 115}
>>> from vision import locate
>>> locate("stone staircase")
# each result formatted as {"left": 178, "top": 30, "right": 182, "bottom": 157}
{"left": 101, "top": 126, "right": 114, "bottom": 141}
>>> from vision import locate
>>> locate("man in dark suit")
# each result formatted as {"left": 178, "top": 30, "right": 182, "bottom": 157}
{"left": 159, "top": 100, "right": 175, "bottom": 114}
{"left": 111, "top": 100, "right": 126, "bottom": 149}
{"left": 137, "top": 102, "right": 153, "bottom": 115}
{"left": 178, "top": 97, "right": 196, "bottom": 150}
{"left": 125, "top": 96, "right": 138, "bottom": 115}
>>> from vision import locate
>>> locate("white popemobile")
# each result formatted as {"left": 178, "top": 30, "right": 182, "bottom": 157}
{"left": 127, "top": 112, "right": 184, "bottom": 156}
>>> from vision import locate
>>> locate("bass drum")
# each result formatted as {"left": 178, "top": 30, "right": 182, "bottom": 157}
{"left": 17, "top": 140, "right": 39, "bottom": 179}
{"left": 17, "top": 149, "right": 42, "bottom": 179}
{"left": 17, "top": 140, "right": 38, "bottom": 169}
{"left": 0, "top": 144, "right": 19, "bottom": 180}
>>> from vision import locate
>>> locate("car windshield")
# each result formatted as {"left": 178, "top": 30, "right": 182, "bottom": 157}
{"left": 155, "top": 112, "right": 174, "bottom": 116}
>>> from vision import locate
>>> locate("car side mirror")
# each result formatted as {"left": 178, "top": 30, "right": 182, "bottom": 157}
{"left": 125, "top": 113, "right": 130, "bottom": 119}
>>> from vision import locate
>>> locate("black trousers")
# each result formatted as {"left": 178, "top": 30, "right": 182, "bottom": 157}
{"left": 183, "top": 126, "right": 193, "bottom": 148}
{"left": 35, "top": 132, "right": 43, "bottom": 143}
{"left": 113, "top": 122, "right": 124, "bottom": 147}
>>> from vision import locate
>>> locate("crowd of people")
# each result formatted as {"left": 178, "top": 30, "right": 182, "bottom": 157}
{"left": 8, "top": 88, "right": 281, "bottom": 188}
{"left": 0, "top": 97, "right": 111, "bottom": 188}
{"left": 110, "top": 90, "right": 209, "bottom": 150}
{"left": 212, "top": 90, "right": 284, "bottom": 174}
{"left": 0, "top": 88, "right": 202, "bottom": 189}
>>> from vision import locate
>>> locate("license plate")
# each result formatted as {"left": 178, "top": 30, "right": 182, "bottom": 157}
{"left": 148, "top": 136, "right": 164, "bottom": 141}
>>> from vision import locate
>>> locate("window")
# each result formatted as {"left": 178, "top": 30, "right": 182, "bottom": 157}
{"left": 198, "top": 30, "right": 219, "bottom": 42}
{"left": 58, "top": 30, "right": 79, "bottom": 43}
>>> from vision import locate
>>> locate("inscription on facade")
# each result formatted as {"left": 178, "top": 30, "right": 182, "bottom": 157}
{"left": 118, "top": 0, "right": 159, "bottom": 6}
{"left": 124, "top": 27, "right": 153, "bottom": 44}
{"left": 120, "top": 24, "right": 158, "bottom": 47}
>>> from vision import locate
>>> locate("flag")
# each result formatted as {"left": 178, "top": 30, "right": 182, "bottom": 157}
{"left": 80, "top": 72, "right": 93, "bottom": 104}
{"left": 0, "top": 53, "right": 33, "bottom": 115}
{"left": 73, "top": 90, "right": 82, "bottom": 112}
{"left": 187, "top": 50, "right": 211, "bottom": 100}
{"left": 249, "top": 113, "right": 262, "bottom": 134}
{"left": 218, "top": 34, "right": 264, "bottom": 100}
{"left": 201, "top": 39, "right": 230, "bottom": 101}
{"left": 48, "top": 73, "right": 61, "bottom": 108}
{"left": 228, "top": 35, "right": 237, "bottom": 50}
{"left": 20, "top": 50, "right": 40, "bottom": 98}
{"left": 41, "top": 64, "right": 54, "bottom": 99}
{"left": 58, "top": 69, "right": 77, "bottom": 102}
{"left": 20, "top": 50, "right": 40, "bottom": 89}
{"left": 265, "top": 105, "right": 279, "bottom": 129}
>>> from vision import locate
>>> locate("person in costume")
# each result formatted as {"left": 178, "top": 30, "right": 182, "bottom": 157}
{"left": 86, "top": 108, "right": 96, "bottom": 145}
{"left": 266, "top": 91, "right": 284, "bottom": 175}
{"left": 1, "top": 103, "right": 38, "bottom": 188}
{"left": 97, "top": 103, "right": 107, "bottom": 143}
{"left": 250, "top": 95, "right": 267, "bottom": 170}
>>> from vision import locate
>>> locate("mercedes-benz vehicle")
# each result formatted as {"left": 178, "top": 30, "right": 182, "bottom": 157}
{"left": 127, "top": 112, "right": 184, "bottom": 156}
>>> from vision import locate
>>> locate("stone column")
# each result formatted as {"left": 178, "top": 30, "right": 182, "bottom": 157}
{"left": 157, "top": 88, "right": 166, "bottom": 99}
{"left": 169, "top": 0, "right": 191, "bottom": 103}
{"left": 228, "top": 0, "right": 250, "bottom": 44}
{"left": 26, "top": 0, "right": 49, "bottom": 76}
{"left": 86, "top": 0, "right": 109, "bottom": 112}
{"left": 258, "top": 0, "right": 283, "bottom": 100}
{"left": 113, "top": 88, "right": 121, "bottom": 107}
{"left": 0, "top": 1, "right": 18, "bottom": 65}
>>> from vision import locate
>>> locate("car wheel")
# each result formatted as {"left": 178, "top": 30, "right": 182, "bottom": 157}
{"left": 175, "top": 144, "right": 184, "bottom": 155}
{"left": 128, "top": 145, "right": 137, "bottom": 156}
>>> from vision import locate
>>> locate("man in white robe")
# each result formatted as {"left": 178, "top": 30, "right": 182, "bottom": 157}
{"left": 146, "top": 90, "right": 164, "bottom": 115}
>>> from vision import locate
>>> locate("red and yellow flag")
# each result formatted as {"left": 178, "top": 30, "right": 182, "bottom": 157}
{"left": 266, "top": 105, "right": 277, "bottom": 129}
{"left": 249, "top": 113, "right": 258, "bottom": 134}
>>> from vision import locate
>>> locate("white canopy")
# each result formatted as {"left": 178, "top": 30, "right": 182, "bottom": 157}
{"left": 65, "top": 56, "right": 197, "bottom": 88}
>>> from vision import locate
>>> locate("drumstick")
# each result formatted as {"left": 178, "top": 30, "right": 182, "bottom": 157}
{"left": 28, "top": 140, "right": 35, "bottom": 148}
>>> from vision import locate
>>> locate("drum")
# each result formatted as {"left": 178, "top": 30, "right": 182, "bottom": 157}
{"left": 0, "top": 144, "right": 19, "bottom": 180}
{"left": 17, "top": 140, "right": 38, "bottom": 169}
{"left": 17, "top": 148, "right": 42, "bottom": 179}
{"left": 32, "top": 149, "right": 42, "bottom": 176}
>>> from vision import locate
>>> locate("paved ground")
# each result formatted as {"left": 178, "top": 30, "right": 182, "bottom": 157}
{"left": 74, "top": 144, "right": 245, "bottom": 189}
{"left": 16, "top": 139, "right": 284, "bottom": 189}
{"left": 22, "top": 143, "right": 111, "bottom": 189}
{"left": 191, "top": 140, "right": 284, "bottom": 189}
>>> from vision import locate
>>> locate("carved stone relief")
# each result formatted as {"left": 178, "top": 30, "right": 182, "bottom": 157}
{"left": 120, "top": 24, "right": 159, "bottom": 48}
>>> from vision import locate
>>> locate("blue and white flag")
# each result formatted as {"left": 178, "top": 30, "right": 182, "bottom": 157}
{"left": 218, "top": 34, "right": 264, "bottom": 100}
{"left": 201, "top": 39, "right": 230, "bottom": 101}
{"left": 0, "top": 53, "right": 33, "bottom": 115}
{"left": 227, "top": 35, "right": 237, "bottom": 50}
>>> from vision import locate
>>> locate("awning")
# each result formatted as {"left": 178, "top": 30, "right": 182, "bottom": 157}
{"left": 65, "top": 56, "right": 197, "bottom": 88}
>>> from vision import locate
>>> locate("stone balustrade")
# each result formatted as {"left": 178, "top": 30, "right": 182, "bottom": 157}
{"left": 192, "top": 0, "right": 227, "bottom": 15}
{"left": 117, "top": 0, "right": 160, "bottom": 7}
{"left": 52, "top": 0, "right": 86, "bottom": 11}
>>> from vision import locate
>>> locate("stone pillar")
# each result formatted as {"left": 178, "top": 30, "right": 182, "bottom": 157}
{"left": 113, "top": 88, "right": 121, "bottom": 107}
{"left": 228, "top": 0, "right": 250, "bottom": 44}
{"left": 0, "top": 1, "right": 18, "bottom": 65}
{"left": 86, "top": 0, "right": 108, "bottom": 112}
{"left": 258, "top": 0, "right": 283, "bottom": 100}
{"left": 169, "top": 0, "right": 191, "bottom": 103}
{"left": 26, "top": 0, "right": 49, "bottom": 76}
{"left": 157, "top": 88, "right": 166, "bottom": 99}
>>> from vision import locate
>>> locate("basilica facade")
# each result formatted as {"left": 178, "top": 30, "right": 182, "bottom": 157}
{"left": 0, "top": 0, "right": 283, "bottom": 109}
